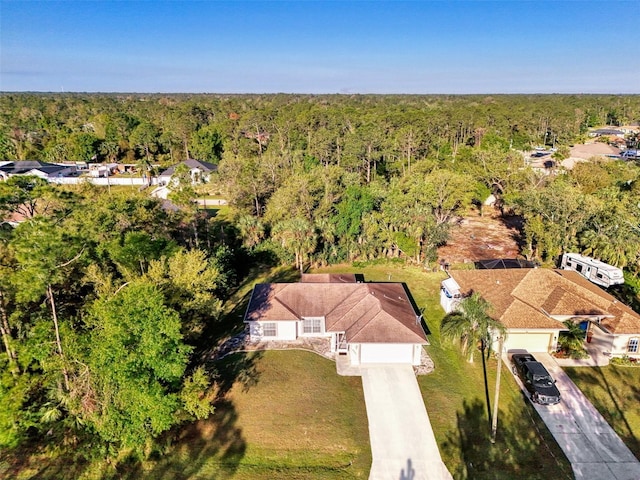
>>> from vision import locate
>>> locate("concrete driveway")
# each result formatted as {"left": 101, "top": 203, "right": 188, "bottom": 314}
{"left": 360, "top": 365, "right": 452, "bottom": 480}
{"left": 508, "top": 352, "right": 640, "bottom": 480}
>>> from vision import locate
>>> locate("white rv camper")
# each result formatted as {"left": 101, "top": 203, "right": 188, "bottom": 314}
{"left": 560, "top": 253, "right": 624, "bottom": 288}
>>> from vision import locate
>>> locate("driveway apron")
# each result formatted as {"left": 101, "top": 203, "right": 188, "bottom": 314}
{"left": 509, "top": 353, "right": 640, "bottom": 480}
{"left": 360, "top": 365, "right": 452, "bottom": 480}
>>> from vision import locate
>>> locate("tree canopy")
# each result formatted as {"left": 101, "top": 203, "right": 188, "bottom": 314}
{"left": 0, "top": 185, "right": 229, "bottom": 460}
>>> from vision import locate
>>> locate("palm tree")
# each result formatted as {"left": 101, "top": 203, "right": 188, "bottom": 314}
{"left": 441, "top": 292, "right": 505, "bottom": 363}
{"left": 99, "top": 141, "right": 120, "bottom": 163}
{"left": 272, "top": 217, "right": 317, "bottom": 274}
{"left": 237, "top": 215, "right": 265, "bottom": 250}
{"left": 557, "top": 320, "right": 589, "bottom": 359}
{"left": 441, "top": 292, "right": 507, "bottom": 437}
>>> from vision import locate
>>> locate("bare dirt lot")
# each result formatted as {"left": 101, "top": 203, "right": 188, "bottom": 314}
{"left": 437, "top": 210, "right": 523, "bottom": 265}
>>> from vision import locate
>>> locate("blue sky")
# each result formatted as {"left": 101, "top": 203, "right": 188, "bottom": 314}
{"left": 1, "top": 1, "right": 638, "bottom": 94}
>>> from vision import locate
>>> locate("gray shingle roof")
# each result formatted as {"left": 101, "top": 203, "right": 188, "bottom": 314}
{"left": 159, "top": 159, "right": 218, "bottom": 177}
{"left": 0, "top": 161, "right": 69, "bottom": 175}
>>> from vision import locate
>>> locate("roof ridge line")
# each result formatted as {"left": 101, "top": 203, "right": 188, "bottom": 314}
{"left": 344, "top": 301, "right": 383, "bottom": 340}
{"left": 344, "top": 286, "right": 387, "bottom": 337}
{"left": 324, "top": 286, "right": 368, "bottom": 323}
{"left": 369, "top": 285, "right": 427, "bottom": 342}
{"left": 273, "top": 285, "right": 302, "bottom": 319}
{"left": 548, "top": 273, "right": 616, "bottom": 313}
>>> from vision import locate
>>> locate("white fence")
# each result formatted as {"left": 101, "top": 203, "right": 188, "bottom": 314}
{"left": 48, "top": 176, "right": 159, "bottom": 186}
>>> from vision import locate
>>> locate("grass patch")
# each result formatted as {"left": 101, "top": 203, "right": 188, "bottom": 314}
{"left": 564, "top": 365, "right": 640, "bottom": 459}
{"left": 132, "top": 351, "right": 371, "bottom": 479}
{"left": 203, "top": 204, "right": 231, "bottom": 218}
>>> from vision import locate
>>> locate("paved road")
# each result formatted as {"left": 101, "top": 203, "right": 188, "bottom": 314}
{"left": 360, "top": 365, "right": 452, "bottom": 480}
{"left": 195, "top": 198, "right": 227, "bottom": 206}
{"left": 508, "top": 353, "right": 640, "bottom": 480}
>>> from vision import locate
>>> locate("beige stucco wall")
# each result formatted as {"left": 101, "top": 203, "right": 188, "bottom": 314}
{"left": 610, "top": 334, "right": 640, "bottom": 358}
{"left": 248, "top": 320, "right": 297, "bottom": 341}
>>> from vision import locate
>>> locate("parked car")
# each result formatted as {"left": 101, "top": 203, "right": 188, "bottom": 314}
{"left": 511, "top": 353, "right": 561, "bottom": 405}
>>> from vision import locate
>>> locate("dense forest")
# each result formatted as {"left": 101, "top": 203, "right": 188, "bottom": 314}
{"left": 1, "top": 93, "right": 640, "bottom": 470}
{"left": 3, "top": 93, "right": 639, "bottom": 268}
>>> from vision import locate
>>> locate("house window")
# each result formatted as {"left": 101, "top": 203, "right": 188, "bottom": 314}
{"left": 302, "top": 317, "right": 322, "bottom": 334}
{"left": 628, "top": 338, "right": 639, "bottom": 354}
{"left": 262, "top": 322, "right": 277, "bottom": 337}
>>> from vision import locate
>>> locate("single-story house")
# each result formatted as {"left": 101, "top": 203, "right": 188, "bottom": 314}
{"left": 441, "top": 268, "right": 640, "bottom": 358}
{"left": 244, "top": 274, "right": 428, "bottom": 365}
{"left": 87, "top": 162, "right": 119, "bottom": 178}
{"left": 158, "top": 158, "right": 217, "bottom": 186}
{"left": 0, "top": 161, "right": 76, "bottom": 181}
{"left": 588, "top": 128, "right": 625, "bottom": 138}
{"left": 0, "top": 210, "right": 27, "bottom": 227}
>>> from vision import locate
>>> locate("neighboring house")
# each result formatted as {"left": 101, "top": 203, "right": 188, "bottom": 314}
{"left": 244, "top": 274, "right": 428, "bottom": 365}
{"left": 441, "top": 268, "right": 640, "bottom": 359}
{"left": 589, "top": 128, "right": 625, "bottom": 138}
{"left": 0, "top": 210, "right": 28, "bottom": 227}
{"left": 158, "top": 159, "right": 217, "bottom": 186}
{"left": 0, "top": 160, "right": 76, "bottom": 181}
{"left": 87, "top": 162, "right": 119, "bottom": 178}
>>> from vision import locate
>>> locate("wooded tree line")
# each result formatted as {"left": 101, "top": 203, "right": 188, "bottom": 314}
{"left": 1, "top": 93, "right": 639, "bottom": 167}
{"left": 0, "top": 178, "right": 242, "bottom": 459}
{"left": 225, "top": 145, "right": 640, "bottom": 273}
{"left": 1, "top": 93, "right": 639, "bottom": 270}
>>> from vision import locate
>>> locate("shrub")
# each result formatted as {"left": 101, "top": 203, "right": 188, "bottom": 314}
{"left": 610, "top": 355, "right": 640, "bottom": 366}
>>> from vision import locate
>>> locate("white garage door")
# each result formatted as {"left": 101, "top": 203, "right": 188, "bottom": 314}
{"left": 505, "top": 333, "right": 552, "bottom": 353}
{"left": 360, "top": 344, "right": 414, "bottom": 364}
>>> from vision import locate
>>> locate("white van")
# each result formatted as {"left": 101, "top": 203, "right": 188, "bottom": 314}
{"left": 560, "top": 253, "right": 624, "bottom": 288}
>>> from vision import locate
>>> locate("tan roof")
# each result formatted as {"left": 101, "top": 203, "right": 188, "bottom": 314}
{"left": 501, "top": 300, "right": 562, "bottom": 329}
{"left": 245, "top": 282, "right": 427, "bottom": 344}
{"left": 448, "top": 269, "right": 528, "bottom": 318}
{"left": 244, "top": 284, "right": 300, "bottom": 321}
{"left": 449, "top": 269, "right": 640, "bottom": 334}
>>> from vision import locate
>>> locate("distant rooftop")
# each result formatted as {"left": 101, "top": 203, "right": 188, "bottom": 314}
{"left": 0, "top": 160, "right": 71, "bottom": 176}
{"left": 159, "top": 158, "right": 218, "bottom": 177}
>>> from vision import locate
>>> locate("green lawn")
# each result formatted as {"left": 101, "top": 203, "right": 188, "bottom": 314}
{"left": 1, "top": 351, "right": 370, "bottom": 480}
{"left": 564, "top": 366, "right": 640, "bottom": 459}
{"left": 128, "top": 351, "right": 372, "bottom": 479}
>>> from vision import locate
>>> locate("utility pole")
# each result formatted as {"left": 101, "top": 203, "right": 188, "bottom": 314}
{"left": 491, "top": 335, "right": 504, "bottom": 444}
